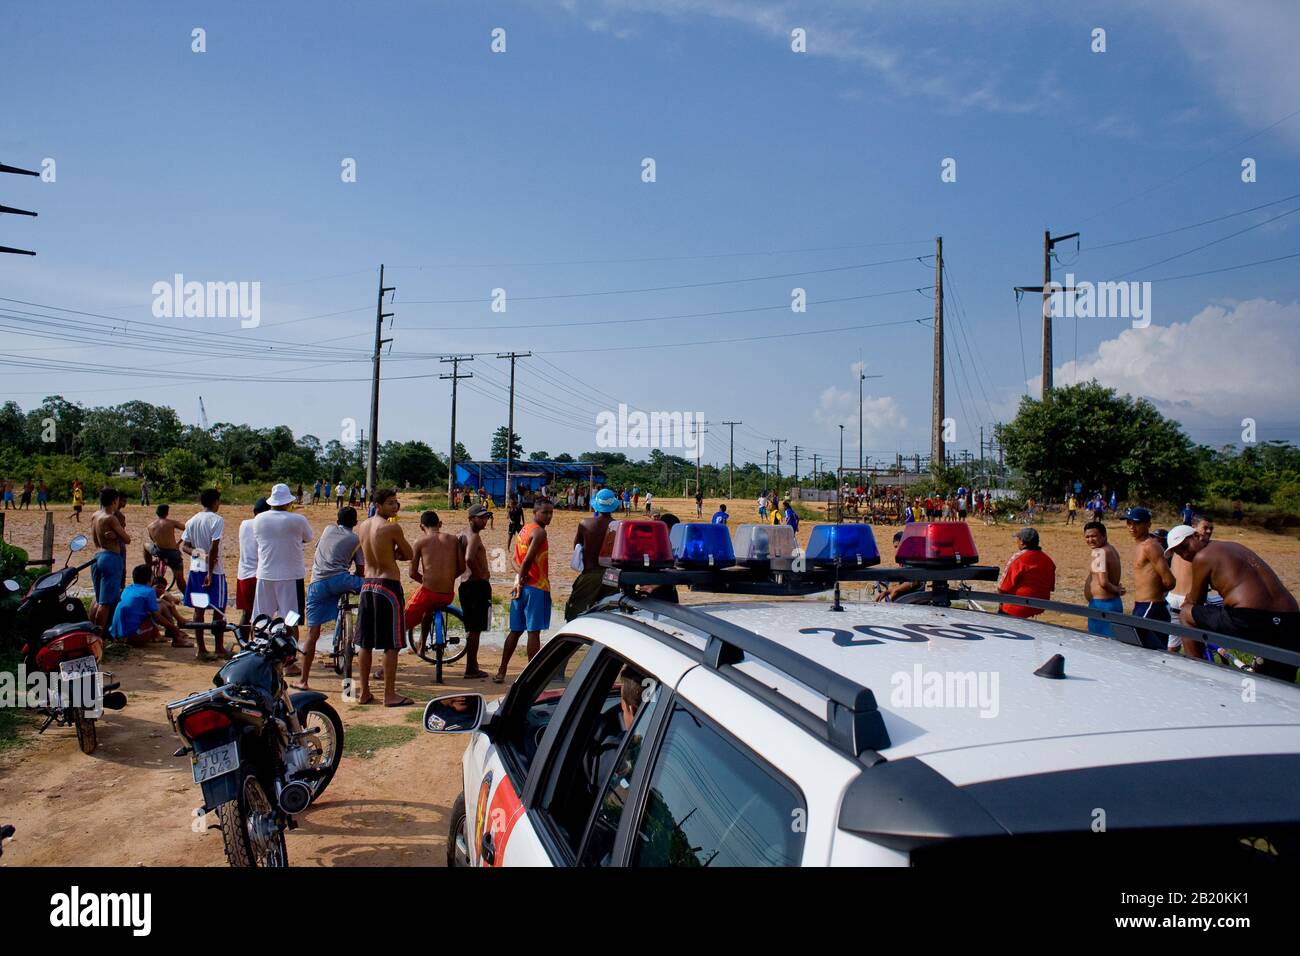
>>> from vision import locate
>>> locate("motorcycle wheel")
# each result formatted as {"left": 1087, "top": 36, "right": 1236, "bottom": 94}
{"left": 297, "top": 700, "right": 344, "bottom": 804}
{"left": 218, "top": 768, "right": 287, "bottom": 868}
{"left": 73, "top": 711, "right": 97, "bottom": 755}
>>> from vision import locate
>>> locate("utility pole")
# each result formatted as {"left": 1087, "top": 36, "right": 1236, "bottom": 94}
{"left": 812, "top": 453, "right": 820, "bottom": 491}
{"left": 693, "top": 420, "right": 709, "bottom": 494}
{"left": 931, "top": 236, "right": 944, "bottom": 473}
{"left": 770, "top": 438, "right": 786, "bottom": 489}
{"left": 496, "top": 352, "right": 531, "bottom": 506}
{"left": 1014, "top": 229, "right": 1080, "bottom": 399}
{"left": 721, "top": 421, "right": 742, "bottom": 499}
{"left": 440, "top": 355, "right": 474, "bottom": 501}
{"left": 0, "top": 159, "right": 40, "bottom": 257}
{"left": 837, "top": 425, "right": 845, "bottom": 525}
{"left": 367, "top": 264, "right": 395, "bottom": 497}
{"left": 792, "top": 445, "right": 801, "bottom": 488}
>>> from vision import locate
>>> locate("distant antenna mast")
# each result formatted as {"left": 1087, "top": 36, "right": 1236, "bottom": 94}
{"left": 198, "top": 396, "right": 209, "bottom": 430}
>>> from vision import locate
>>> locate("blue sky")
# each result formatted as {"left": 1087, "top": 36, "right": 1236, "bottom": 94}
{"left": 3, "top": 0, "right": 1298, "bottom": 472}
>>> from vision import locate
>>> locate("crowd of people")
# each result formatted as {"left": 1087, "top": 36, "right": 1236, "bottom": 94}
{"left": 65, "top": 476, "right": 1299, "bottom": 719}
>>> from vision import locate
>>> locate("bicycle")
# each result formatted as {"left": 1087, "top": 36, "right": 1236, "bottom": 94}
{"left": 324, "top": 594, "right": 357, "bottom": 683}
{"left": 406, "top": 604, "right": 470, "bottom": 684}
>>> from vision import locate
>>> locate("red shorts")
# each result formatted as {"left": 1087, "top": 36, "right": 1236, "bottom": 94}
{"left": 127, "top": 619, "right": 159, "bottom": 647}
{"left": 236, "top": 577, "right": 257, "bottom": 612}
{"left": 405, "top": 586, "right": 453, "bottom": 625}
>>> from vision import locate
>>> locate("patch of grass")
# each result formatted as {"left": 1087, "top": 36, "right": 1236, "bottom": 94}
{"left": 0, "top": 647, "right": 37, "bottom": 752}
{"left": 343, "top": 723, "right": 419, "bottom": 758}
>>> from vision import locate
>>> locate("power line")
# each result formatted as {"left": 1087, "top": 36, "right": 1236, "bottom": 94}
{"left": 398, "top": 255, "right": 932, "bottom": 305}
{"left": 1109, "top": 203, "right": 1300, "bottom": 280}
{"left": 1084, "top": 191, "right": 1300, "bottom": 251}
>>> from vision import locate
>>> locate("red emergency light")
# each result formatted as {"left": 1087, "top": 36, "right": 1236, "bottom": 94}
{"left": 598, "top": 519, "right": 675, "bottom": 569}
{"left": 895, "top": 521, "right": 979, "bottom": 567}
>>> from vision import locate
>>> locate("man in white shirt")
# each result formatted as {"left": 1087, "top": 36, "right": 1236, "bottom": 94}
{"left": 235, "top": 497, "right": 271, "bottom": 630}
{"left": 252, "top": 484, "right": 314, "bottom": 637}
{"left": 181, "top": 488, "right": 226, "bottom": 660}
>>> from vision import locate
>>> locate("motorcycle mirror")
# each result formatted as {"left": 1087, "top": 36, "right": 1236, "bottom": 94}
{"left": 190, "top": 592, "right": 211, "bottom": 609}
{"left": 2, "top": 579, "right": 19, "bottom": 592}
{"left": 423, "top": 693, "right": 485, "bottom": 734}
{"left": 253, "top": 613, "right": 272, "bottom": 630}
{"left": 69, "top": 534, "right": 88, "bottom": 553}
{"left": 284, "top": 611, "right": 301, "bottom": 627}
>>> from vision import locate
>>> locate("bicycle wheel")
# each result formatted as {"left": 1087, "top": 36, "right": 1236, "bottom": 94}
{"left": 341, "top": 611, "right": 355, "bottom": 685}
{"left": 412, "top": 606, "right": 469, "bottom": 666}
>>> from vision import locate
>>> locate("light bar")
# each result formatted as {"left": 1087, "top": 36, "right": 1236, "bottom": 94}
{"left": 732, "top": 523, "right": 797, "bottom": 569}
{"left": 895, "top": 521, "right": 979, "bottom": 567}
{"left": 805, "top": 524, "right": 880, "bottom": 568}
{"left": 669, "top": 522, "right": 736, "bottom": 569}
{"left": 598, "top": 519, "right": 674, "bottom": 569}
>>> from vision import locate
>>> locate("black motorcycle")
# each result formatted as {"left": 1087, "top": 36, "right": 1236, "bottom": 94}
{"left": 165, "top": 599, "right": 343, "bottom": 867}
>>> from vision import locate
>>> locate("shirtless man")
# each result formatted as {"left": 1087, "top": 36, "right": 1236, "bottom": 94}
{"left": 145, "top": 504, "right": 186, "bottom": 592}
{"left": 1168, "top": 527, "right": 1300, "bottom": 682}
{"left": 90, "top": 487, "right": 129, "bottom": 629}
{"left": 404, "top": 511, "right": 465, "bottom": 660}
{"left": 1125, "top": 507, "right": 1176, "bottom": 650}
{"left": 1166, "top": 515, "right": 1216, "bottom": 659}
{"left": 1082, "top": 521, "right": 1124, "bottom": 638}
{"left": 565, "top": 487, "right": 619, "bottom": 620}
{"left": 355, "top": 489, "right": 414, "bottom": 706}
{"left": 457, "top": 505, "right": 493, "bottom": 679}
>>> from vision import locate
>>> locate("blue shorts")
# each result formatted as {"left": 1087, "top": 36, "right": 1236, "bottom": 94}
{"left": 184, "top": 571, "right": 228, "bottom": 611}
{"left": 1087, "top": 596, "right": 1124, "bottom": 636}
{"left": 90, "top": 551, "right": 125, "bottom": 605}
{"left": 509, "top": 585, "right": 552, "bottom": 633}
{"left": 307, "top": 573, "right": 363, "bottom": 627}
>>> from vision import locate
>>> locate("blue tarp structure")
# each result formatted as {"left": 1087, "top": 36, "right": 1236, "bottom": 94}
{"left": 453, "top": 460, "right": 606, "bottom": 505}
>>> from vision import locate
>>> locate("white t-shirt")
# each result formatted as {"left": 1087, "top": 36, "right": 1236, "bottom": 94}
{"left": 182, "top": 510, "right": 226, "bottom": 576}
{"left": 252, "top": 509, "right": 315, "bottom": 581}
{"left": 237, "top": 518, "right": 259, "bottom": 580}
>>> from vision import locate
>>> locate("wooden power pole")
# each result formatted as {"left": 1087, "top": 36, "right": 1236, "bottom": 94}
{"left": 367, "top": 264, "right": 395, "bottom": 497}
{"left": 496, "top": 351, "right": 531, "bottom": 506}
{"left": 722, "top": 421, "right": 741, "bottom": 499}
{"left": 440, "top": 355, "right": 474, "bottom": 501}
{"left": 931, "top": 236, "right": 944, "bottom": 471}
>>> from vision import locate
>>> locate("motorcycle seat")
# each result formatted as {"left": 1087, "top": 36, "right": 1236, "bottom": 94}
{"left": 36, "top": 621, "right": 102, "bottom": 645}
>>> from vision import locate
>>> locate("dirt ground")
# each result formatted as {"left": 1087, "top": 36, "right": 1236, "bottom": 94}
{"left": 1, "top": 495, "right": 1297, "bottom": 866}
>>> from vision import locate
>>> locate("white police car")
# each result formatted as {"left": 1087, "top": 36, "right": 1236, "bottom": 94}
{"left": 424, "top": 520, "right": 1300, "bottom": 867}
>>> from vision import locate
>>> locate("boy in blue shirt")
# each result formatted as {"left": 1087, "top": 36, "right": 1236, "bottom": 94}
{"left": 711, "top": 504, "right": 729, "bottom": 525}
{"left": 111, "top": 564, "right": 173, "bottom": 647}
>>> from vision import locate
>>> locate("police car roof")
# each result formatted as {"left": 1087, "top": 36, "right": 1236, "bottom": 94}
{"left": 625, "top": 598, "right": 1300, "bottom": 774}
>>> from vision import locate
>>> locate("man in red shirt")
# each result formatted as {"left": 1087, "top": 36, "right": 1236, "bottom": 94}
{"left": 998, "top": 527, "right": 1056, "bottom": 617}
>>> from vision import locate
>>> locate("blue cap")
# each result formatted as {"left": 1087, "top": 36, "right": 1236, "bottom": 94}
{"left": 1125, "top": 506, "right": 1152, "bottom": 523}
{"left": 592, "top": 488, "right": 620, "bottom": 513}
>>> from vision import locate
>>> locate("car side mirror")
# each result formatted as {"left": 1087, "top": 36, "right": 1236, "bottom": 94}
{"left": 190, "top": 592, "right": 211, "bottom": 609}
{"left": 3, "top": 579, "right": 19, "bottom": 592}
{"left": 423, "top": 694, "right": 485, "bottom": 734}
{"left": 69, "top": 534, "right": 88, "bottom": 553}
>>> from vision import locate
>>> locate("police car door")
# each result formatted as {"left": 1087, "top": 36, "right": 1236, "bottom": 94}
{"left": 467, "top": 635, "right": 598, "bottom": 866}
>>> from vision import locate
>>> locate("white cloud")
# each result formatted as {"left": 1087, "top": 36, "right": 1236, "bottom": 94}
{"left": 1045, "top": 297, "right": 1300, "bottom": 429}
{"left": 814, "top": 383, "right": 908, "bottom": 439}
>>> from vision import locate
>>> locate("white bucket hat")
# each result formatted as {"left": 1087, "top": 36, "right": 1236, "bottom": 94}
{"left": 267, "top": 482, "right": 295, "bottom": 506}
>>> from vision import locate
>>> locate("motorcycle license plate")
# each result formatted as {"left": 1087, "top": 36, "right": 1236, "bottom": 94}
{"left": 58, "top": 656, "right": 98, "bottom": 677}
{"left": 191, "top": 741, "right": 239, "bottom": 784}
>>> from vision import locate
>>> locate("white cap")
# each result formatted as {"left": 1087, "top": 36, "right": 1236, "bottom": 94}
{"left": 267, "top": 482, "right": 295, "bottom": 506}
{"left": 1164, "top": 524, "right": 1196, "bottom": 557}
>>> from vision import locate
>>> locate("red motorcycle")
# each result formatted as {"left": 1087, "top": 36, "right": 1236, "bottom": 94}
{"left": 3, "top": 534, "right": 127, "bottom": 754}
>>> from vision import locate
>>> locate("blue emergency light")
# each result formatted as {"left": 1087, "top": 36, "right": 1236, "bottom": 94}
{"left": 805, "top": 524, "right": 881, "bottom": 567}
{"left": 669, "top": 522, "right": 736, "bottom": 569}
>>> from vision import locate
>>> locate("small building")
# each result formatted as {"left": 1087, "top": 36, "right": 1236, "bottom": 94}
{"left": 453, "top": 460, "right": 607, "bottom": 506}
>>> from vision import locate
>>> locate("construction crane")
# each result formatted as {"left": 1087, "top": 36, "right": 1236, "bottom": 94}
{"left": 198, "top": 396, "right": 209, "bottom": 430}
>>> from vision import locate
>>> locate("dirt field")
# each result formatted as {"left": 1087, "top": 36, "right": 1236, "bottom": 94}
{"left": 1, "top": 495, "right": 1297, "bottom": 866}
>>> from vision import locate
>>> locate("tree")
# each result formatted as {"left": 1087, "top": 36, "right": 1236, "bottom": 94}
{"left": 999, "top": 381, "right": 1201, "bottom": 501}
{"left": 491, "top": 427, "right": 523, "bottom": 461}
{"left": 379, "top": 440, "right": 446, "bottom": 488}
{"left": 528, "top": 450, "right": 550, "bottom": 461}
{"left": 553, "top": 452, "right": 575, "bottom": 463}
{"left": 156, "top": 448, "right": 206, "bottom": 498}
